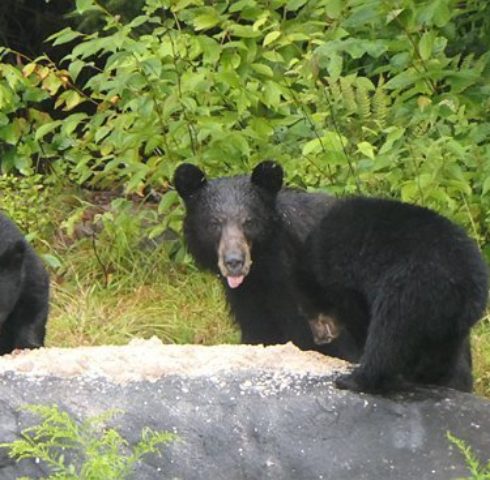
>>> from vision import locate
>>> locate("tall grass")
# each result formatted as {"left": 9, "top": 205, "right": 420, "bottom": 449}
{"left": 473, "top": 315, "right": 490, "bottom": 398}
{"left": 47, "top": 249, "right": 237, "bottom": 347}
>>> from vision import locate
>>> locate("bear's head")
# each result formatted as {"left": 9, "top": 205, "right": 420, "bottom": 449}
{"left": 174, "top": 161, "right": 283, "bottom": 288}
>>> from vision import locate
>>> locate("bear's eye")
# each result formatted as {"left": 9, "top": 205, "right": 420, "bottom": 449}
{"left": 208, "top": 218, "right": 222, "bottom": 229}
{"left": 243, "top": 218, "right": 253, "bottom": 227}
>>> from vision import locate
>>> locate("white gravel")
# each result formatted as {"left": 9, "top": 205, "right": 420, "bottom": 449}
{"left": 0, "top": 338, "right": 349, "bottom": 384}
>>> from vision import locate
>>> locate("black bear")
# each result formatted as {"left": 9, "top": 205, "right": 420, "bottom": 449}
{"left": 0, "top": 214, "right": 49, "bottom": 354}
{"left": 173, "top": 161, "right": 361, "bottom": 361}
{"left": 297, "top": 196, "right": 489, "bottom": 393}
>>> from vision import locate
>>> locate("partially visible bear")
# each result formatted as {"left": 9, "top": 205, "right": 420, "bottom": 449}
{"left": 297, "top": 196, "right": 488, "bottom": 393}
{"left": 0, "top": 214, "right": 49, "bottom": 354}
{"left": 173, "top": 161, "right": 361, "bottom": 361}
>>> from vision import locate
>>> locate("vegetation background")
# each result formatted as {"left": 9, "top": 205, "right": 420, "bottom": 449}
{"left": 0, "top": 0, "right": 488, "bottom": 396}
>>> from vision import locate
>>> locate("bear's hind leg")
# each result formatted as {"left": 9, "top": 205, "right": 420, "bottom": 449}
{"left": 409, "top": 336, "right": 473, "bottom": 392}
{"left": 0, "top": 294, "right": 48, "bottom": 355}
{"left": 335, "top": 294, "right": 418, "bottom": 394}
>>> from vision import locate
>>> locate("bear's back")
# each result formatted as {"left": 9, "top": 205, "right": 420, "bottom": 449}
{"left": 308, "top": 196, "right": 488, "bottom": 291}
{"left": 277, "top": 190, "right": 336, "bottom": 243}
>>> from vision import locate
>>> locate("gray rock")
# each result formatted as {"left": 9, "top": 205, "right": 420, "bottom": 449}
{"left": 0, "top": 343, "right": 488, "bottom": 479}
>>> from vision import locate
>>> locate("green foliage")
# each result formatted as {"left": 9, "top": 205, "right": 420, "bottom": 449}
{"left": 0, "top": 404, "right": 174, "bottom": 480}
{"left": 0, "top": 174, "right": 53, "bottom": 243}
{"left": 58, "top": 195, "right": 188, "bottom": 286}
{"left": 473, "top": 315, "right": 490, "bottom": 398}
{"left": 0, "top": 0, "right": 489, "bottom": 256}
{"left": 447, "top": 432, "right": 490, "bottom": 480}
{"left": 0, "top": 174, "right": 63, "bottom": 268}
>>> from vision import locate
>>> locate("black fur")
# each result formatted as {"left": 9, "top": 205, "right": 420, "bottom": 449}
{"left": 0, "top": 214, "right": 49, "bottom": 354}
{"left": 297, "top": 197, "right": 489, "bottom": 393}
{"left": 174, "top": 162, "right": 361, "bottom": 361}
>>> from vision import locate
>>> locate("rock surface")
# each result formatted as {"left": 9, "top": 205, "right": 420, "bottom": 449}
{"left": 0, "top": 339, "right": 488, "bottom": 479}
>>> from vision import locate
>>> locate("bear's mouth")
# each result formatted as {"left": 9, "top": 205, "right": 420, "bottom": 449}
{"left": 226, "top": 275, "right": 245, "bottom": 289}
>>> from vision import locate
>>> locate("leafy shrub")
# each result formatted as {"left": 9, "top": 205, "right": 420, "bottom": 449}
{"left": 0, "top": 0, "right": 489, "bottom": 258}
{"left": 0, "top": 404, "right": 175, "bottom": 480}
{"left": 0, "top": 174, "right": 53, "bottom": 243}
{"left": 448, "top": 432, "right": 490, "bottom": 480}
{"left": 60, "top": 196, "right": 186, "bottom": 285}
{"left": 0, "top": 174, "right": 63, "bottom": 268}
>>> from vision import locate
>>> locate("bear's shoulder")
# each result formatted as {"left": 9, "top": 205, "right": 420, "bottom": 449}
{"left": 277, "top": 189, "right": 335, "bottom": 243}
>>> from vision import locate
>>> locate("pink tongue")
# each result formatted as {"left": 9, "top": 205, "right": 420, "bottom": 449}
{"left": 227, "top": 276, "right": 244, "bottom": 288}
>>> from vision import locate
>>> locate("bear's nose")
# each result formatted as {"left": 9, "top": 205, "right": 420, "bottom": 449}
{"left": 224, "top": 252, "right": 245, "bottom": 274}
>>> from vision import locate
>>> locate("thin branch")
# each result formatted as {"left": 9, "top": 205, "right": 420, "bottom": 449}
{"left": 91, "top": 233, "right": 110, "bottom": 288}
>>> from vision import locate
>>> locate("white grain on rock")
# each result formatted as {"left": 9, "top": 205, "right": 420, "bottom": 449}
{"left": 0, "top": 338, "right": 349, "bottom": 384}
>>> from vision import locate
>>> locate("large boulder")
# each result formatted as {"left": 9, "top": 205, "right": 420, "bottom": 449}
{"left": 0, "top": 339, "right": 488, "bottom": 479}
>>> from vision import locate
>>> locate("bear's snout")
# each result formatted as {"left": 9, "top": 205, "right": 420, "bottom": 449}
{"left": 217, "top": 223, "right": 252, "bottom": 285}
{"left": 223, "top": 252, "right": 245, "bottom": 276}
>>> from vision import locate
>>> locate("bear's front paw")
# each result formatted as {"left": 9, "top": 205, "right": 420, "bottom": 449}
{"left": 335, "top": 370, "right": 404, "bottom": 394}
{"left": 335, "top": 372, "right": 366, "bottom": 392}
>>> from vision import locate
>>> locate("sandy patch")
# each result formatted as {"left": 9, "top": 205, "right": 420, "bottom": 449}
{"left": 0, "top": 338, "right": 349, "bottom": 384}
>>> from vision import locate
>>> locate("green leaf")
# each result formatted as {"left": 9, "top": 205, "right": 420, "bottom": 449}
{"left": 193, "top": 14, "right": 220, "bottom": 31}
{"left": 325, "top": 0, "right": 343, "bottom": 18}
{"left": 401, "top": 182, "right": 418, "bottom": 202}
{"left": 357, "top": 141, "right": 375, "bottom": 160}
{"left": 42, "top": 72, "right": 63, "bottom": 96}
{"left": 433, "top": 0, "right": 451, "bottom": 27}
{"left": 482, "top": 177, "right": 490, "bottom": 196}
{"left": 384, "top": 69, "right": 419, "bottom": 90}
{"left": 386, "top": 8, "right": 404, "bottom": 24}
{"left": 302, "top": 138, "right": 321, "bottom": 156}
{"left": 229, "top": 0, "right": 257, "bottom": 13}
{"left": 68, "top": 59, "right": 85, "bottom": 82}
{"left": 42, "top": 254, "right": 63, "bottom": 269}
{"left": 322, "top": 131, "right": 346, "bottom": 152}
{"left": 286, "top": 0, "right": 307, "bottom": 11}
{"left": 63, "top": 91, "right": 83, "bottom": 111}
{"left": 229, "top": 24, "right": 261, "bottom": 38}
{"left": 129, "top": 15, "right": 150, "bottom": 29}
{"left": 0, "top": 124, "right": 18, "bottom": 145}
{"left": 379, "top": 127, "right": 405, "bottom": 155}
{"left": 419, "top": 32, "right": 434, "bottom": 61}
{"left": 48, "top": 28, "right": 83, "bottom": 47}
{"left": 251, "top": 63, "right": 274, "bottom": 77}
{"left": 35, "top": 121, "right": 62, "bottom": 141}
{"left": 62, "top": 113, "right": 88, "bottom": 136}
{"left": 327, "top": 53, "right": 343, "bottom": 81}
{"left": 301, "top": 138, "right": 321, "bottom": 157}
{"left": 158, "top": 191, "right": 179, "bottom": 214}
{"left": 249, "top": 117, "right": 274, "bottom": 138}
{"left": 198, "top": 37, "right": 221, "bottom": 64}
{"left": 75, "top": 0, "right": 100, "bottom": 14}
{"left": 262, "top": 81, "right": 282, "bottom": 107}
{"left": 263, "top": 31, "right": 281, "bottom": 47}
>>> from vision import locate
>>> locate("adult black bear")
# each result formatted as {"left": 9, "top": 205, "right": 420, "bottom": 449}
{"left": 297, "top": 196, "right": 488, "bottom": 394}
{"left": 173, "top": 161, "right": 360, "bottom": 361}
{"left": 0, "top": 214, "right": 49, "bottom": 354}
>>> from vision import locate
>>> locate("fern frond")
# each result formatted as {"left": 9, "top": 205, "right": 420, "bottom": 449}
{"left": 340, "top": 77, "right": 357, "bottom": 113}
{"left": 356, "top": 80, "right": 371, "bottom": 122}
{"left": 372, "top": 77, "right": 390, "bottom": 128}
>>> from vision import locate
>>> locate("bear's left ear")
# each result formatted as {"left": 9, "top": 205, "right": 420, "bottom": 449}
{"left": 251, "top": 161, "right": 283, "bottom": 195}
{"left": 173, "top": 163, "right": 207, "bottom": 201}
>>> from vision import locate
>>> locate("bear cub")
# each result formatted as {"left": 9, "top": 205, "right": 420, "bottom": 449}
{"left": 0, "top": 213, "right": 49, "bottom": 354}
{"left": 298, "top": 196, "right": 489, "bottom": 394}
{"left": 173, "top": 161, "right": 360, "bottom": 361}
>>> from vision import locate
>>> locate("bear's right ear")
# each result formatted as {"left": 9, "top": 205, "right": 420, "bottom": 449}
{"left": 251, "top": 161, "right": 283, "bottom": 195}
{"left": 173, "top": 163, "right": 207, "bottom": 200}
